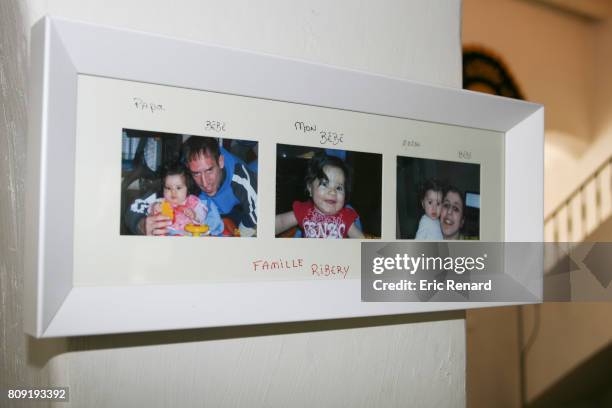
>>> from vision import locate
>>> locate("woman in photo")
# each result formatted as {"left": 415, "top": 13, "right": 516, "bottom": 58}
{"left": 440, "top": 186, "right": 465, "bottom": 240}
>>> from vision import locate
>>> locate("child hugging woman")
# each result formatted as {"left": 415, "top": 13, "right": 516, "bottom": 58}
{"left": 275, "top": 154, "right": 364, "bottom": 239}
{"left": 414, "top": 179, "right": 443, "bottom": 240}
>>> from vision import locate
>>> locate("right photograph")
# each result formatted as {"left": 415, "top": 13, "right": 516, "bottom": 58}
{"left": 396, "top": 156, "right": 480, "bottom": 240}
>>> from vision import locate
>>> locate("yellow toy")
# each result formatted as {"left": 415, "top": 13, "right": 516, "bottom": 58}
{"left": 160, "top": 201, "right": 174, "bottom": 219}
{"left": 184, "top": 224, "right": 210, "bottom": 237}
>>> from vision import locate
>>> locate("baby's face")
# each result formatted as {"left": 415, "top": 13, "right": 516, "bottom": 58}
{"left": 310, "top": 165, "right": 346, "bottom": 216}
{"left": 163, "top": 174, "right": 188, "bottom": 206}
{"left": 422, "top": 189, "right": 442, "bottom": 220}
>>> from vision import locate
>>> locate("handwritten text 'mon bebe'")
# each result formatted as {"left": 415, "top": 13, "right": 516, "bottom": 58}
{"left": 252, "top": 258, "right": 349, "bottom": 279}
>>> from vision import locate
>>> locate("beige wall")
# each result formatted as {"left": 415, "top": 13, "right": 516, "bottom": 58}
{"left": 463, "top": 0, "right": 600, "bottom": 216}
{"left": 466, "top": 307, "right": 521, "bottom": 408}
{"left": 594, "top": 17, "right": 612, "bottom": 145}
{"left": 1, "top": 1, "right": 467, "bottom": 407}
{"left": 521, "top": 303, "right": 612, "bottom": 401}
{"left": 463, "top": 0, "right": 612, "bottom": 405}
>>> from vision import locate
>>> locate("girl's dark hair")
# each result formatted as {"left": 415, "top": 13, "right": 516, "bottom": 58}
{"left": 419, "top": 179, "right": 443, "bottom": 201}
{"left": 160, "top": 162, "right": 195, "bottom": 194}
{"left": 305, "top": 154, "right": 351, "bottom": 199}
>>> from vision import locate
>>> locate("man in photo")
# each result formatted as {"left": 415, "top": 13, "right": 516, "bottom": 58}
{"left": 124, "top": 136, "right": 258, "bottom": 237}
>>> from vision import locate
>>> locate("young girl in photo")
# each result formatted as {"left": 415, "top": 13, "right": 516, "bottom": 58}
{"left": 414, "top": 179, "right": 443, "bottom": 240}
{"left": 149, "top": 163, "right": 223, "bottom": 236}
{"left": 275, "top": 154, "right": 364, "bottom": 239}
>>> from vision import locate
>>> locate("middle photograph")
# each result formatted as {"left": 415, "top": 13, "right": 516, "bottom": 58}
{"left": 275, "top": 144, "right": 382, "bottom": 239}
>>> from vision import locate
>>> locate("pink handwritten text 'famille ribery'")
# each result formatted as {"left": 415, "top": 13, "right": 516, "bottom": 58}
{"left": 252, "top": 258, "right": 349, "bottom": 279}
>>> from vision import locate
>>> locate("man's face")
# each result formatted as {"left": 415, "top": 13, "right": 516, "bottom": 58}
{"left": 188, "top": 153, "right": 224, "bottom": 196}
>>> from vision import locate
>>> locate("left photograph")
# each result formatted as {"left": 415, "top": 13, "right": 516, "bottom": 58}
{"left": 121, "top": 129, "right": 258, "bottom": 237}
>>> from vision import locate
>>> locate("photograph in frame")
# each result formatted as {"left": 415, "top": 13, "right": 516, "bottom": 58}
{"left": 24, "top": 17, "right": 543, "bottom": 337}
{"left": 396, "top": 156, "right": 481, "bottom": 240}
{"left": 121, "top": 129, "right": 258, "bottom": 238}
{"left": 275, "top": 144, "right": 382, "bottom": 239}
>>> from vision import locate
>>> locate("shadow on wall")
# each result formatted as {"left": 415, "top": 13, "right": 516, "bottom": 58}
{"left": 24, "top": 310, "right": 465, "bottom": 366}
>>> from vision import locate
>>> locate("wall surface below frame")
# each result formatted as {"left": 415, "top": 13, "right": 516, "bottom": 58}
{"left": 3, "top": 0, "right": 466, "bottom": 407}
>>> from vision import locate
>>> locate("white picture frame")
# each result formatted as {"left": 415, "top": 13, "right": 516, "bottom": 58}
{"left": 25, "top": 16, "right": 544, "bottom": 338}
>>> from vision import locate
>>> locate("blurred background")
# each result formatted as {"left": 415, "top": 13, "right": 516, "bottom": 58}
{"left": 463, "top": 0, "right": 612, "bottom": 407}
